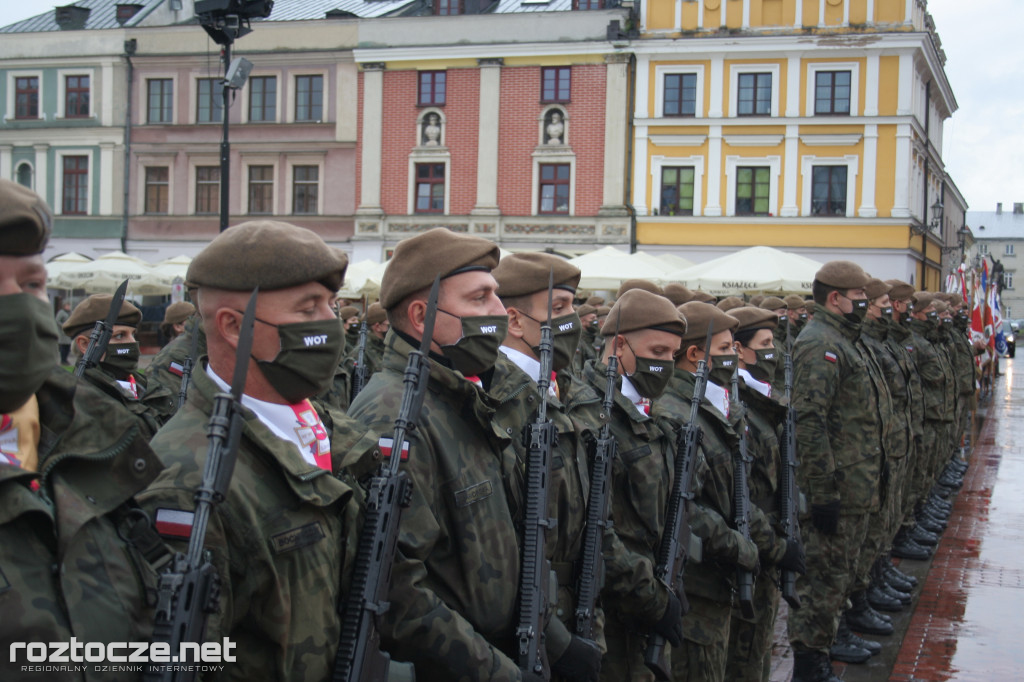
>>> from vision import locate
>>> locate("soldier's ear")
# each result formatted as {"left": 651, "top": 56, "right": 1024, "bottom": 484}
{"left": 506, "top": 308, "right": 526, "bottom": 339}
{"left": 406, "top": 298, "right": 427, "bottom": 337}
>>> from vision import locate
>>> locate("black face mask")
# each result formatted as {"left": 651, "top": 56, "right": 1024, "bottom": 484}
{"left": 622, "top": 338, "right": 673, "bottom": 400}
{"left": 747, "top": 347, "right": 777, "bottom": 384}
{"left": 842, "top": 295, "right": 868, "bottom": 324}
{"left": 708, "top": 353, "right": 737, "bottom": 387}
{"left": 438, "top": 310, "right": 508, "bottom": 377}
{"left": 524, "top": 311, "right": 583, "bottom": 374}
{"left": 100, "top": 342, "right": 140, "bottom": 379}
{"left": 253, "top": 317, "right": 345, "bottom": 404}
{"left": 0, "top": 294, "right": 58, "bottom": 413}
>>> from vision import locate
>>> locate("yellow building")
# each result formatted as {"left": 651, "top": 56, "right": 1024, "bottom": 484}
{"left": 632, "top": 0, "right": 958, "bottom": 289}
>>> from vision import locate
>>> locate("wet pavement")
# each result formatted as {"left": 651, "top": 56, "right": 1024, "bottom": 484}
{"left": 770, "top": 359, "right": 1024, "bottom": 680}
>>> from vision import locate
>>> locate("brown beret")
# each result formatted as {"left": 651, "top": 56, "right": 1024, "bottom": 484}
{"left": 884, "top": 279, "right": 915, "bottom": 301}
{"left": 692, "top": 290, "right": 716, "bottom": 303}
{"left": 913, "top": 291, "right": 936, "bottom": 310}
{"left": 365, "top": 302, "right": 387, "bottom": 325}
{"left": 728, "top": 306, "right": 779, "bottom": 333}
{"left": 759, "top": 296, "right": 787, "bottom": 311}
{"left": 932, "top": 300, "right": 949, "bottom": 314}
{"left": 585, "top": 295, "right": 605, "bottom": 307}
{"left": 576, "top": 304, "right": 597, "bottom": 318}
{"left": 783, "top": 295, "right": 806, "bottom": 310}
{"left": 716, "top": 296, "right": 745, "bottom": 312}
{"left": 863, "top": 278, "right": 892, "bottom": 301}
{"left": 162, "top": 301, "right": 195, "bottom": 326}
{"left": 338, "top": 305, "right": 360, "bottom": 320}
{"left": 616, "top": 278, "right": 664, "bottom": 298}
{"left": 748, "top": 294, "right": 765, "bottom": 307}
{"left": 0, "top": 179, "right": 53, "bottom": 256}
{"left": 64, "top": 294, "right": 142, "bottom": 340}
{"left": 493, "top": 252, "right": 581, "bottom": 298}
{"left": 663, "top": 282, "right": 694, "bottom": 306}
{"left": 595, "top": 306, "right": 611, "bottom": 318}
{"left": 600, "top": 289, "right": 686, "bottom": 337}
{"left": 815, "top": 260, "right": 869, "bottom": 289}
{"left": 936, "top": 292, "right": 963, "bottom": 307}
{"left": 187, "top": 220, "right": 348, "bottom": 292}
{"left": 678, "top": 301, "right": 739, "bottom": 342}
{"left": 380, "top": 228, "right": 499, "bottom": 310}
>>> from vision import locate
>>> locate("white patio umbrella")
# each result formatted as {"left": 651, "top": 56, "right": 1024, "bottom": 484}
{"left": 45, "top": 252, "right": 92, "bottom": 287}
{"left": 569, "top": 246, "right": 668, "bottom": 290}
{"left": 665, "top": 246, "right": 824, "bottom": 296}
{"left": 655, "top": 253, "right": 696, "bottom": 272}
{"left": 630, "top": 250, "right": 694, "bottom": 276}
{"left": 52, "top": 251, "right": 154, "bottom": 294}
{"left": 134, "top": 254, "right": 192, "bottom": 295}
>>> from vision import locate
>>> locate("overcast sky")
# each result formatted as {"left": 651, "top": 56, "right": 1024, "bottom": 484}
{"left": 0, "top": 0, "right": 1019, "bottom": 213}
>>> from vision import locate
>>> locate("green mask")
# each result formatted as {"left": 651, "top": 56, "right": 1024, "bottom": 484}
{"left": 254, "top": 317, "right": 345, "bottom": 404}
{"left": 0, "top": 294, "right": 58, "bottom": 413}
{"left": 527, "top": 311, "right": 583, "bottom": 373}
{"left": 747, "top": 347, "right": 777, "bottom": 384}
{"left": 621, "top": 337, "right": 673, "bottom": 399}
{"left": 439, "top": 312, "right": 508, "bottom": 377}
{"left": 100, "top": 342, "right": 140, "bottom": 379}
{"left": 843, "top": 296, "right": 868, "bottom": 324}
{"left": 708, "top": 353, "right": 737, "bottom": 387}
{"left": 881, "top": 306, "right": 894, "bottom": 322}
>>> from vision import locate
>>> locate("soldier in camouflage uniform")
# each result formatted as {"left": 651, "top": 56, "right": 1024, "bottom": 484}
{"left": 64, "top": 294, "right": 176, "bottom": 438}
{"left": 348, "top": 228, "right": 538, "bottom": 681}
{"left": 340, "top": 304, "right": 361, "bottom": 349}
{"left": 137, "top": 220, "right": 380, "bottom": 681}
{"left": 343, "top": 301, "right": 388, "bottom": 405}
{"left": 565, "top": 289, "right": 687, "bottom": 682}
{"left": 145, "top": 313, "right": 206, "bottom": 409}
{"left": 787, "top": 261, "right": 887, "bottom": 682}
{"left": 662, "top": 303, "right": 802, "bottom": 682}
{"left": 0, "top": 179, "right": 164, "bottom": 682}
{"left": 573, "top": 303, "right": 600, "bottom": 376}
{"left": 490, "top": 252, "right": 605, "bottom": 681}
{"left": 159, "top": 300, "right": 195, "bottom": 342}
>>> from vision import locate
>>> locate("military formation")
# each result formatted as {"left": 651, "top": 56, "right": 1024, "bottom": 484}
{"left": 0, "top": 177, "right": 979, "bottom": 682}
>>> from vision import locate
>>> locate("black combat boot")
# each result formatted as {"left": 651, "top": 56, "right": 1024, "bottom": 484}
{"left": 909, "top": 523, "right": 940, "bottom": 546}
{"left": 881, "top": 558, "right": 916, "bottom": 592}
{"left": 847, "top": 590, "right": 895, "bottom": 635}
{"left": 793, "top": 648, "right": 842, "bottom": 682}
{"left": 891, "top": 528, "right": 932, "bottom": 561}
{"left": 916, "top": 511, "right": 946, "bottom": 534}
{"left": 867, "top": 583, "right": 904, "bottom": 612}
{"left": 872, "top": 558, "right": 912, "bottom": 605}
{"left": 885, "top": 555, "right": 919, "bottom": 588}
{"left": 830, "top": 614, "right": 877, "bottom": 663}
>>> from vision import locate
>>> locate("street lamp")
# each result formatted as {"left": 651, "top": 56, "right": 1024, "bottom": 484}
{"left": 930, "top": 199, "right": 944, "bottom": 231}
{"left": 941, "top": 224, "right": 970, "bottom": 256}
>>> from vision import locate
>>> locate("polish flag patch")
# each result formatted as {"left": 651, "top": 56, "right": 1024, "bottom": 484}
{"left": 824, "top": 351, "right": 838, "bottom": 363}
{"left": 378, "top": 437, "right": 410, "bottom": 461}
{"left": 155, "top": 508, "right": 195, "bottom": 539}
{"left": 168, "top": 362, "right": 184, "bottom": 377}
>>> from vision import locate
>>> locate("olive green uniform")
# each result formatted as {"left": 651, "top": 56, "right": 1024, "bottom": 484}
{"left": 144, "top": 316, "right": 206, "bottom": 409}
{"left": 80, "top": 365, "right": 175, "bottom": 440}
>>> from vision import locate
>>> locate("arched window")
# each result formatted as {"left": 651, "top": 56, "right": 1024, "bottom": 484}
{"left": 16, "top": 162, "right": 33, "bottom": 189}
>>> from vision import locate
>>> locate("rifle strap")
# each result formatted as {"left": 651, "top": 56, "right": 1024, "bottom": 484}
{"left": 115, "top": 502, "right": 174, "bottom": 574}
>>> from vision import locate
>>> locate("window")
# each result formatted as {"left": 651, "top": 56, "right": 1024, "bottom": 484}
{"left": 292, "top": 166, "right": 319, "bottom": 215}
{"left": 735, "top": 166, "right": 770, "bottom": 216}
{"left": 145, "top": 167, "right": 169, "bottom": 214}
{"left": 542, "top": 67, "right": 571, "bottom": 103}
{"left": 147, "top": 78, "right": 173, "bottom": 123}
{"left": 810, "top": 166, "right": 848, "bottom": 216}
{"left": 1005, "top": 272, "right": 1014, "bottom": 290}
{"left": 574, "top": 0, "right": 603, "bottom": 8}
{"left": 979, "top": 243, "right": 989, "bottom": 255}
{"left": 295, "top": 75, "right": 323, "bottom": 122}
{"left": 414, "top": 163, "right": 445, "bottom": 214}
{"left": 15, "top": 77, "right": 39, "bottom": 119}
{"left": 65, "top": 75, "right": 90, "bottom": 118}
{"left": 248, "top": 76, "right": 276, "bottom": 122}
{"left": 196, "top": 166, "right": 220, "bottom": 214}
{"left": 1006, "top": 244, "right": 1015, "bottom": 256}
{"left": 539, "top": 164, "right": 571, "bottom": 214}
{"left": 16, "top": 163, "right": 32, "bottom": 189}
{"left": 814, "top": 71, "right": 851, "bottom": 115}
{"left": 660, "top": 167, "right": 695, "bottom": 216}
{"left": 248, "top": 166, "right": 274, "bottom": 214}
{"left": 663, "top": 73, "right": 697, "bottom": 117}
{"left": 197, "top": 78, "right": 224, "bottom": 123}
{"left": 738, "top": 73, "right": 771, "bottom": 116}
{"left": 62, "top": 156, "right": 88, "bottom": 215}
{"left": 417, "top": 71, "right": 446, "bottom": 106}
{"left": 434, "top": 0, "right": 462, "bottom": 15}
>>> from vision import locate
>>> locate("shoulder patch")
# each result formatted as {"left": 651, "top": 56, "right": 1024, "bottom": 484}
{"left": 824, "top": 351, "right": 838, "bottom": 363}
{"left": 154, "top": 508, "right": 194, "bottom": 540}
{"left": 168, "top": 361, "right": 184, "bottom": 377}
{"left": 905, "top": 346, "right": 914, "bottom": 353}
{"left": 378, "top": 436, "right": 409, "bottom": 461}
{"left": 271, "top": 522, "right": 326, "bottom": 554}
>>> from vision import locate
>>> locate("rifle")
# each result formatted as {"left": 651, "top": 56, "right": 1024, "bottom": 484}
{"left": 351, "top": 320, "right": 369, "bottom": 401}
{"left": 145, "top": 288, "right": 257, "bottom": 682}
{"left": 178, "top": 320, "right": 201, "bottom": 409}
{"left": 573, "top": 311, "right": 620, "bottom": 640}
{"left": 75, "top": 279, "right": 128, "bottom": 377}
{"left": 644, "top": 324, "right": 712, "bottom": 681}
{"left": 517, "top": 271, "right": 555, "bottom": 679}
{"left": 729, "top": 357, "right": 755, "bottom": 620}
{"left": 332, "top": 276, "right": 440, "bottom": 682}
{"left": 778, "top": 318, "right": 802, "bottom": 609}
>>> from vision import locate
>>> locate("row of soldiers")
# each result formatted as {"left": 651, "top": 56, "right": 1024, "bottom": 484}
{"left": 1, "top": 174, "right": 975, "bottom": 682}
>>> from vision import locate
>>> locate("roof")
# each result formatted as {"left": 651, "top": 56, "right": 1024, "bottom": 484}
{"left": 967, "top": 209, "right": 1024, "bottom": 241}
{"left": 266, "top": 0, "right": 416, "bottom": 20}
{"left": 0, "top": 0, "right": 164, "bottom": 33}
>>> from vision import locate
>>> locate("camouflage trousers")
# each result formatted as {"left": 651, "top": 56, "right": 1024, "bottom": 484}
{"left": 671, "top": 594, "right": 731, "bottom": 682}
{"left": 600, "top": 617, "right": 656, "bottom": 682}
{"left": 854, "top": 455, "right": 910, "bottom": 589}
{"left": 788, "top": 514, "right": 871, "bottom": 653}
{"left": 725, "top": 571, "right": 780, "bottom": 682}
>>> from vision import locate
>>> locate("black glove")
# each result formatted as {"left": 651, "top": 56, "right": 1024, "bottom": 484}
{"left": 778, "top": 539, "right": 807, "bottom": 574}
{"left": 810, "top": 499, "right": 841, "bottom": 536}
{"left": 551, "top": 635, "right": 602, "bottom": 682}
{"left": 652, "top": 591, "right": 684, "bottom": 647}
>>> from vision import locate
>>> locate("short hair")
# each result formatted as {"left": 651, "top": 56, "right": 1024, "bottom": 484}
{"left": 812, "top": 280, "right": 842, "bottom": 306}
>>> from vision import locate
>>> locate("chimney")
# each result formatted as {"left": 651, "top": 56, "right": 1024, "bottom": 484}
{"left": 55, "top": 4, "right": 90, "bottom": 30}
{"left": 997, "top": 202, "right": 1003, "bottom": 214}
{"left": 1015, "top": 203, "right": 1024, "bottom": 215}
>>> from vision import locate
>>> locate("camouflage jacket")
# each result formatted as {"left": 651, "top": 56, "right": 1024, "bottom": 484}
{"left": 315, "top": 356, "right": 353, "bottom": 413}
{"left": 345, "top": 333, "right": 385, "bottom": 405}
{"left": 862, "top": 319, "right": 912, "bottom": 460}
{"left": 0, "top": 368, "right": 163, "bottom": 682}
{"left": 144, "top": 317, "right": 206, "bottom": 409}
{"left": 792, "top": 308, "right": 883, "bottom": 512}
{"left": 567, "top": 360, "right": 675, "bottom": 628}
{"left": 738, "top": 381, "right": 785, "bottom": 523}
{"left": 347, "top": 330, "right": 524, "bottom": 682}
{"left": 80, "top": 365, "right": 175, "bottom": 440}
{"left": 488, "top": 353, "right": 603, "bottom": 660}
{"left": 572, "top": 328, "right": 600, "bottom": 376}
{"left": 906, "top": 319, "right": 954, "bottom": 423}
{"left": 136, "top": 362, "right": 374, "bottom": 682}
{"left": 950, "top": 322, "right": 977, "bottom": 395}
{"left": 886, "top": 320, "right": 925, "bottom": 442}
